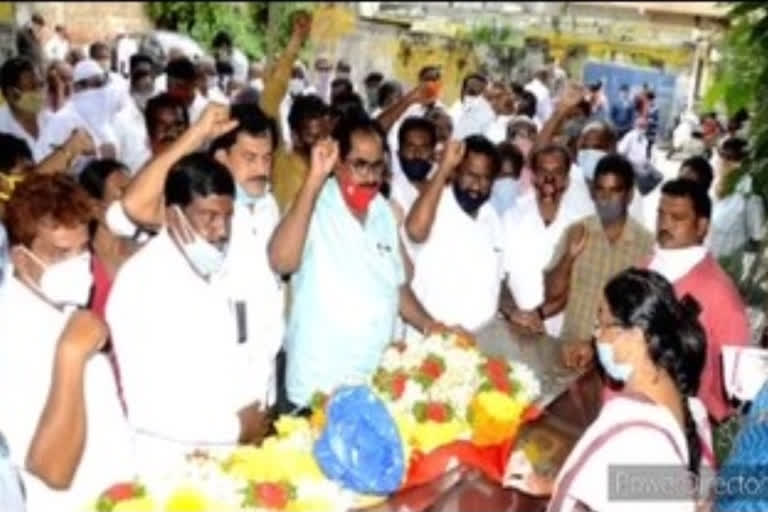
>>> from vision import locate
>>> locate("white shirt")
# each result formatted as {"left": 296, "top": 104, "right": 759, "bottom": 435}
{"left": 224, "top": 197, "right": 285, "bottom": 403}
{"left": 452, "top": 97, "right": 496, "bottom": 140}
{"left": 206, "top": 86, "right": 230, "bottom": 105}
{"left": 553, "top": 395, "right": 711, "bottom": 512}
{"left": 107, "top": 219, "right": 280, "bottom": 466}
{"left": 113, "top": 99, "right": 151, "bottom": 175}
{"left": 411, "top": 188, "right": 503, "bottom": 335}
{"left": 0, "top": 277, "right": 134, "bottom": 512}
{"left": 502, "top": 190, "right": 584, "bottom": 337}
{"left": 0, "top": 105, "right": 50, "bottom": 163}
{"left": 188, "top": 91, "right": 209, "bottom": 124}
{"left": 484, "top": 114, "right": 514, "bottom": 145}
{"left": 710, "top": 175, "right": 766, "bottom": 258}
{"left": 36, "top": 102, "right": 119, "bottom": 165}
{"left": 43, "top": 34, "right": 69, "bottom": 62}
{"left": 524, "top": 78, "right": 553, "bottom": 124}
{"left": 232, "top": 48, "right": 249, "bottom": 84}
{"left": 618, "top": 128, "right": 650, "bottom": 169}
{"left": 107, "top": 71, "right": 131, "bottom": 116}
{"left": 279, "top": 94, "right": 294, "bottom": 149}
{"left": 154, "top": 73, "right": 167, "bottom": 94}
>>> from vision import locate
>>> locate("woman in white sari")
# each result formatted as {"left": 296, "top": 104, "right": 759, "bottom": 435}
{"left": 525, "top": 268, "right": 713, "bottom": 511}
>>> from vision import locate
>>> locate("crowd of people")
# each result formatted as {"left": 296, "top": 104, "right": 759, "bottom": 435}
{"left": 0, "top": 9, "right": 765, "bottom": 512}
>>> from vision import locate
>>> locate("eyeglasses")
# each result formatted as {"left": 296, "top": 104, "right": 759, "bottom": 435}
{"left": 347, "top": 158, "right": 387, "bottom": 178}
{"left": 593, "top": 320, "right": 624, "bottom": 335}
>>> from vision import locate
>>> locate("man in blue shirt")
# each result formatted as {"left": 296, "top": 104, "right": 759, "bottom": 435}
{"left": 610, "top": 84, "right": 635, "bottom": 140}
{"left": 269, "top": 117, "right": 448, "bottom": 411}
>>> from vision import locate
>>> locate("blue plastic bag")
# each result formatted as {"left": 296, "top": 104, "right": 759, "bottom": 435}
{"left": 313, "top": 385, "right": 405, "bottom": 495}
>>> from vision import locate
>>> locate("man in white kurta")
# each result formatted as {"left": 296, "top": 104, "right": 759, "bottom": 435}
{"left": 0, "top": 277, "right": 135, "bottom": 511}
{"left": 0, "top": 175, "right": 134, "bottom": 512}
{"left": 502, "top": 145, "right": 585, "bottom": 337}
{"left": 106, "top": 153, "right": 274, "bottom": 473}
{"left": 36, "top": 59, "right": 120, "bottom": 164}
{"left": 407, "top": 136, "right": 504, "bottom": 337}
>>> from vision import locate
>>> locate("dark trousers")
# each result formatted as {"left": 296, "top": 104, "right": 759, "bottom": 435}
{"left": 274, "top": 349, "right": 312, "bottom": 417}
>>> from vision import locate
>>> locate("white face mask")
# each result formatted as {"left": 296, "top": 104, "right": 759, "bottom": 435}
{"left": 24, "top": 249, "right": 93, "bottom": 307}
{"left": 249, "top": 78, "right": 264, "bottom": 91}
{"left": 649, "top": 245, "right": 707, "bottom": 283}
{"left": 73, "top": 87, "right": 111, "bottom": 131}
{"left": 172, "top": 206, "right": 227, "bottom": 278}
{"left": 463, "top": 94, "right": 483, "bottom": 109}
{"left": 289, "top": 78, "right": 305, "bottom": 96}
{"left": 206, "top": 75, "right": 219, "bottom": 92}
{"left": 577, "top": 149, "right": 608, "bottom": 182}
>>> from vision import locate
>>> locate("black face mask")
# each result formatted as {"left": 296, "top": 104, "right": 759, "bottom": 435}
{"left": 452, "top": 182, "right": 488, "bottom": 215}
{"left": 399, "top": 154, "right": 432, "bottom": 183}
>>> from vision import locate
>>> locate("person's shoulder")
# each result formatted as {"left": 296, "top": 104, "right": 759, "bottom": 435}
{"left": 703, "top": 255, "right": 745, "bottom": 301}
{"left": 112, "top": 234, "right": 165, "bottom": 288}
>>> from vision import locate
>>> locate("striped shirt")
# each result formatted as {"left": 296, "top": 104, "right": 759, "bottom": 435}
{"left": 555, "top": 215, "right": 654, "bottom": 341}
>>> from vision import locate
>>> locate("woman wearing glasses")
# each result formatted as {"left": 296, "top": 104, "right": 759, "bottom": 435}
{"left": 521, "top": 268, "right": 714, "bottom": 511}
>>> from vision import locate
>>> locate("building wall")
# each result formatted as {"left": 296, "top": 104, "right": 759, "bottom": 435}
{"left": 315, "top": 17, "right": 480, "bottom": 105}
{"left": 16, "top": 2, "right": 152, "bottom": 45}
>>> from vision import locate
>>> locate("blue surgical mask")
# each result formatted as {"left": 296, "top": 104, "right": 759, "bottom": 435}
{"left": 235, "top": 182, "right": 265, "bottom": 208}
{"left": 578, "top": 149, "right": 608, "bottom": 182}
{"left": 596, "top": 342, "right": 634, "bottom": 382}
{"left": 490, "top": 176, "right": 520, "bottom": 216}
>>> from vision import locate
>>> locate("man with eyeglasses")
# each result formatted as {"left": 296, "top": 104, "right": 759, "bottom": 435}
{"left": 37, "top": 59, "right": 119, "bottom": 165}
{"left": 269, "top": 117, "right": 451, "bottom": 413}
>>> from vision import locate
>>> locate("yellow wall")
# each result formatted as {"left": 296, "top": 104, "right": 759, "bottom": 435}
{"left": 0, "top": 3, "right": 13, "bottom": 23}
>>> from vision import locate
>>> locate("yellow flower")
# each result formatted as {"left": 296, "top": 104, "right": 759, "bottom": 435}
{"left": 224, "top": 442, "right": 325, "bottom": 483}
{"left": 164, "top": 487, "right": 209, "bottom": 512}
{"left": 309, "top": 408, "right": 326, "bottom": 433}
{"left": 275, "top": 416, "right": 311, "bottom": 438}
{"left": 410, "top": 420, "right": 467, "bottom": 454}
{"left": 112, "top": 496, "right": 156, "bottom": 512}
{"left": 286, "top": 498, "right": 334, "bottom": 512}
{"left": 469, "top": 391, "right": 528, "bottom": 446}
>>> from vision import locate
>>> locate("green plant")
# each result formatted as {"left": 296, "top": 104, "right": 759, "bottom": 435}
{"left": 704, "top": 3, "right": 768, "bottom": 202}
{"left": 145, "top": 2, "right": 309, "bottom": 61}
{"left": 710, "top": 3, "right": 768, "bottom": 328}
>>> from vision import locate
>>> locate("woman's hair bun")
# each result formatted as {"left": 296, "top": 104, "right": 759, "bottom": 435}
{"left": 680, "top": 294, "right": 702, "bottom": 319}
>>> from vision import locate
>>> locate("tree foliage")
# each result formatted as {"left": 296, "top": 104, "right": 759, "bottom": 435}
{"left": 710, "top": 3, "right": 768, "bottom": 322}
{"left": 705, "top": 4, "right": 768, "bottom": 199}
{"left": 145, "top": 2, "right": 309, "bottom": 60}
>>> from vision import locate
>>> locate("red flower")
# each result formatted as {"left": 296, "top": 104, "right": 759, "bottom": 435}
{"left": 254, "top": 483, "right": 290, "bottom": 509}
{"left": 489, "top": 372, "right": 511, "bottom": 393}
{"left": 426, "top": 402, "right": 449, "bottom": 422}
{"left": 485, "top": 358, "right": 509, "bottom": 380}
{"left": 391, "top": 372, "right": 407, "bottom": 399}
{"left": 420, "top": 356, "right": 445, "bottom": 380}
{"left": 102, "top": 482, "right": 141, "bottom": 503}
